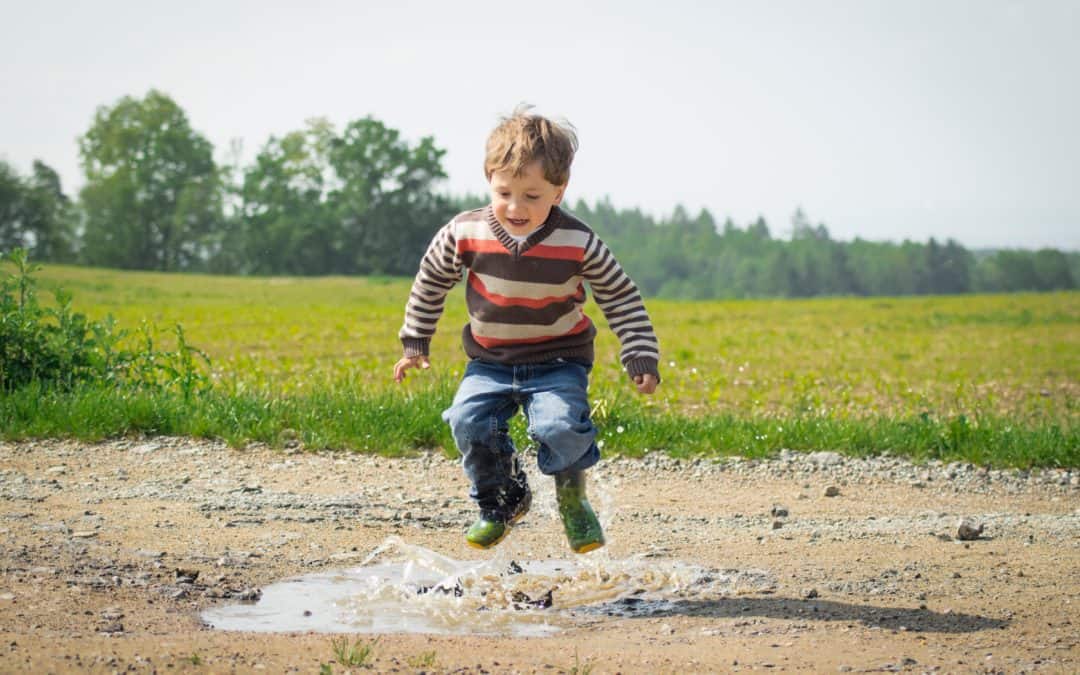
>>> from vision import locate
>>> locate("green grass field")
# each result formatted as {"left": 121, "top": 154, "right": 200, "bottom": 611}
{"left": 4, "top": 263, "right": 1078, "bottom": 467}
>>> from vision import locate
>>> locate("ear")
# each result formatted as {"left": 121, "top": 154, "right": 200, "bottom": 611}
{"left": 553, "top": 183, "right": 567, "bottom": 205}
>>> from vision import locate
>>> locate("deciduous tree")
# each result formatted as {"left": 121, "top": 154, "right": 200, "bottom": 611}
{"left": 78, "top": 90, "right": 222, "bottom": 270}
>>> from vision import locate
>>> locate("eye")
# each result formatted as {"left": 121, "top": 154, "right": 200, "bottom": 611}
{"left": 526, "top": 194, "right": 540, "bottom": 200}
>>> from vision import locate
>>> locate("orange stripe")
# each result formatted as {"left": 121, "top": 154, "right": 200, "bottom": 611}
{"left": 470, "top": 274, "right": 583, "bottom": 309}
{"left": 522, "top": 244, "right": 584, "bottom": 261}
{"left": 457, "top": 238, "right": 507, "bottom": 254}
{"left": 472, "top": 316, "right": 592, "bottom": 348}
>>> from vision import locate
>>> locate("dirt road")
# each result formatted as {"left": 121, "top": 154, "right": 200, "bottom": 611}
{"left": 1, "top": 438, "right": 1077, "bottom": 673}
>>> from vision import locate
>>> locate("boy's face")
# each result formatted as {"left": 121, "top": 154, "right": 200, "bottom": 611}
{"left": 489, "top": 160, "right": 566, "bottom": 236}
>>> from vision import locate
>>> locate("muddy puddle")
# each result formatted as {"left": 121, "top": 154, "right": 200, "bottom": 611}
{"left": 201, "top": 536, "right": 775, "bottom": 636}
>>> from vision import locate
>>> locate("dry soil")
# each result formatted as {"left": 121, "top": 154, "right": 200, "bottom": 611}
{"left": 0, "top": 438, "right": 1077, "bottom": 674}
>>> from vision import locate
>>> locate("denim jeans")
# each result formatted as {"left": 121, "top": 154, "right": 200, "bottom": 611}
{"left": 442, "top": 359, "right": 600, "bottom": 510}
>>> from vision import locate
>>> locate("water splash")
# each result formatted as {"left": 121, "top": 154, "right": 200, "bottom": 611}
{"left": 201, "top": 536, "right": 774, "bottom": 636}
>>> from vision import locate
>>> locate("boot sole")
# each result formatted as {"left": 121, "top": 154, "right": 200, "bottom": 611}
{"left": 571, "top": 538, "right": 604, "bottom": 554}
{"left": 466, "top": 534, "right": 507, "bottom": 550}
{"left": 465, "top": 492, "right": 532, "bottom": 550}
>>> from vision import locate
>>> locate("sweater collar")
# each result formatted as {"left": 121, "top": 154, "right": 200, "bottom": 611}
{"left": 484, "top": 205, "right": 561, "bottom": 256}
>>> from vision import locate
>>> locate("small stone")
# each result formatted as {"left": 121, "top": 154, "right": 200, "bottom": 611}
{"left": 807, "top": 451, "right": 844, "bottom": 466}
{"left": 770, "top": 504, "right": 789, "bottom": 518}
{"left": 772, "top": 520, "right": 784, "bottom": 530}
{"left": 236, "top": 588, "right": 262, "bottom": 601}
{"left": 824, "top": 486, "right": 841, "bottom": 498}
{"left": 803, "top": 588, "right": 819, "bottom": 599}
{"left": 956, "top": 518, "right": 984, "bottom": 541}
{"left": 175, "top": 568, "right": 199, "bottom": 584}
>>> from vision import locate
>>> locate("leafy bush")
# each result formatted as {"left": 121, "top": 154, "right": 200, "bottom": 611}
{"left": 0, "top": 248, "right": 210, "bottom": 396}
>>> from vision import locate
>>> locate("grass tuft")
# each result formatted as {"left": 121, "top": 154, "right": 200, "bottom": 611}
{"left": 330, "top": 635, "right": 377, "bottom": 668}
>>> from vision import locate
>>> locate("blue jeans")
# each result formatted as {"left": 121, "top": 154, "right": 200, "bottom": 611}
{"left": 442, "top": 359, "right": 600, "bottom": 510}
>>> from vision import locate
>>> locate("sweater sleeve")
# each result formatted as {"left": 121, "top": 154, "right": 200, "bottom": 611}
{"left": 581, "top": 233, "right": 661, "bottom": 381}
{"left": 398, "top": 220, "right": 464, "bottom": 357}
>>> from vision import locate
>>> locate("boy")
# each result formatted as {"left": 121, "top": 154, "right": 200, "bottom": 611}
{"left": 394, "top": 106, "right": 660, "bottom": 553}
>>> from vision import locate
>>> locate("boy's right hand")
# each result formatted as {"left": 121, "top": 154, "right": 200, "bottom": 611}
{"left": 393, "top": 355, "right": 431, "bottom": 383}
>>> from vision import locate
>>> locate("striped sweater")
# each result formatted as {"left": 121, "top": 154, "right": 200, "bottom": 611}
{"left": 399, "top": 205, "right": 660, "bottom": 380}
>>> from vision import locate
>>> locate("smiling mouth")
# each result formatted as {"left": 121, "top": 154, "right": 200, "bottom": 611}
{"left": 507, "top": 218, "right": 529, "bottom": 227}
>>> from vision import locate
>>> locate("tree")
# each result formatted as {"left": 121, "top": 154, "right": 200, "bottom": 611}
{"left": 237, "top": 121, "right": 331, "bottom": 274}
{"left": 22, "top": 161, "right": 76, "bottom": 262}
{"left": 236, "top": 116, "right": 451, "bottom": 276}
{"left": 328, "top": 117, "right": 449, "bottom": 275}
{"left": 1032, "top": 249, "right": 1075, "bottom": 290}
{"left": 0, "top": 161, "right": 26, "bottom": 253}
{"left": 926, "top": 238, "right": 972, "bottom": 294}
{"left": 0, "top": 160, "right": 75, "bottom": 262}
{"left": 78, "top": 90, "right": 222, "bottom": 270}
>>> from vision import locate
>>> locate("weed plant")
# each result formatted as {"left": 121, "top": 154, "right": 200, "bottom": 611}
{"left": 329, "top": 636, "right": 377, "bottom": 667}
{"left": 407, "top": 650, "right": 438, "bottom": 669}
{"left": 1, "top": 249, "right": 210, "bottom": 397}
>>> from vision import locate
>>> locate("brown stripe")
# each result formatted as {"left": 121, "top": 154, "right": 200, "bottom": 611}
{"left": 462, "top": 251, "right": 582, "bottom": 285}
{"left": 466, "top": 282, "right": 585, "bottom": 326}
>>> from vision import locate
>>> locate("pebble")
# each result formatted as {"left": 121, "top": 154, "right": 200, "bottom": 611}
{"left": 824, "top": 486, "right": 841, "bottom": 498}
{"left": 957, "top": 518, "right": 984, "bottom": 541}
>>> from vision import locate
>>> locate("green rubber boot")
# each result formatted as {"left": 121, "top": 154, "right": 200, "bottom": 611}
{"left": 465, "top": 488, "right": 532, "bottom": 550}
{"left": 555, "top": 470, "right": 605, "bottom": 553}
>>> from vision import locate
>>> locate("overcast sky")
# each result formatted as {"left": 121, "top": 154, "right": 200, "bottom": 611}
{"left": 2, "top": 0, "right": 1077, "bottom": 249}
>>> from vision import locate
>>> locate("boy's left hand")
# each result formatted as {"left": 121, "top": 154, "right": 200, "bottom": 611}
{"left": 633, "top": 373, "right": 659, "bottom": 395}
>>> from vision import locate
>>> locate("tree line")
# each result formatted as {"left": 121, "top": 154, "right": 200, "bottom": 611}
{"left": 1, "top": 90, "right": 1075, "bottom": 298}
{"left": 577, "top": 201, "right": 1078, "bottom": 298}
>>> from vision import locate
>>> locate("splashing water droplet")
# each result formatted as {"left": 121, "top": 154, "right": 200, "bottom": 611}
{"left": 201, "top": 537, "right": 775, "bottom": 636}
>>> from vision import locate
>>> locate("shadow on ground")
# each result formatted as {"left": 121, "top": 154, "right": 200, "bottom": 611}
{"left": 586, "top": 595, "right": 1008, "bottom": 633}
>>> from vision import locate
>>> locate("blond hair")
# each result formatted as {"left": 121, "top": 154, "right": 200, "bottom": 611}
{"left": 484, "top": 104, "right": 578, "bottom": 186}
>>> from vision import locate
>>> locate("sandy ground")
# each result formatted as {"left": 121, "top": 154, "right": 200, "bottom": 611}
{"left": 0, "top": 437, "right": 1077, "bottom": 674}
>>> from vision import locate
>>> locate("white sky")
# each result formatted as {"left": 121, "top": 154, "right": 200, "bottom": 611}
{"left": 2, "top": 0, "right": 1078, "bottom": 249}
